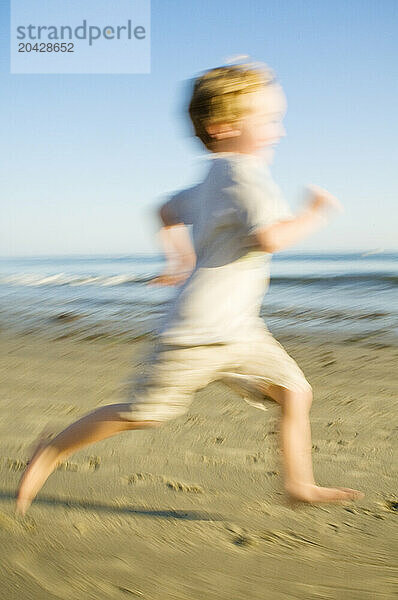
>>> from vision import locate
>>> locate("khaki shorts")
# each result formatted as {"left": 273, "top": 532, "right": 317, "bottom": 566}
{"left": 118, "top": 332, "right": 311, "bottom": 423}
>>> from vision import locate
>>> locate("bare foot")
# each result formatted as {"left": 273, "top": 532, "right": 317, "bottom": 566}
{"left": 16, "top": 433, "right": 60, "bottom": 516}
{"left": 286, "top": 482, "right": 364, "bottom": 503}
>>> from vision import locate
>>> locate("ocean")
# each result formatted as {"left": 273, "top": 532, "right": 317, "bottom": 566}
{"left": 1, "top": 252, "right": 397, "bottom": 345}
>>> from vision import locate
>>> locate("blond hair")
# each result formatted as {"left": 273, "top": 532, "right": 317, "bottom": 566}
{"left": 188, "top": 62, "right": 276, "bottom": 150}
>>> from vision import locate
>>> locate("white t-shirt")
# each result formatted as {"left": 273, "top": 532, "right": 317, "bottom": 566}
{"left": 158, "top": 153, "right": 293, "bottom": 346}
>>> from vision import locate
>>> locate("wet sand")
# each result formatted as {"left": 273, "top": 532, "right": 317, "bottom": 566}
{"left": 0, "top": 328, "right": 396, "bottom": 600}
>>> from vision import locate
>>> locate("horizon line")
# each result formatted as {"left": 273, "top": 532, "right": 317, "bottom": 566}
{"left": 0, "top": 247, "right": 396, "bottom": 260}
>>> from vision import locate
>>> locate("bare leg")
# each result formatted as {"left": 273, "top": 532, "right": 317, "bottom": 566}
{"left": 16, "top": 404, "right": 161, "bottom": 515}
{"left": 266, "top": 384, "right": 364, "bottom": 503}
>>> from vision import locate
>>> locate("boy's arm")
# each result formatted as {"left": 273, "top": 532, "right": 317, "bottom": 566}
{"left": 253, "top": 185, "right": 343, "bottom": 253}
{"left": 148, "top": 203, "right": 196, "bottom": 287}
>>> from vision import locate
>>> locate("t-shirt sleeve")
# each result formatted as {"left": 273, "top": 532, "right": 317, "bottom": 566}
{"left": 159, "top": 186, "right": 198, "bottom": 226}
{"left": 234, "top": 166, "right": 294, "bottom": 235}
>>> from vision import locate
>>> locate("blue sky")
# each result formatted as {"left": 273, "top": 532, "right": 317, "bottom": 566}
{"left": 1, "top": 0, "right": 397, "bottom": 256}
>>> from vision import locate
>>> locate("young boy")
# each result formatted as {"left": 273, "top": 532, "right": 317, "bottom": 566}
{"left": 17, "top": 62, "right": 363, "bottom": 515}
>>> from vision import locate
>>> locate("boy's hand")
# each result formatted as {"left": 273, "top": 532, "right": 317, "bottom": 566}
{"left": 148, "top": 270, "right": 192, "bottom": 287}
{"left": 307, "top": 185, "right": 343, "bottom": 218}
{"left": 254, "top": 185, "right": 343, "bottom": 254}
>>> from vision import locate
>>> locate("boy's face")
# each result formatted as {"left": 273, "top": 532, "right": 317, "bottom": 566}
{"left": 238, "top": 84, "right": 287, "bottom": 160}
{"left": 207, "top": 84, "right": 287, "bottom": 162}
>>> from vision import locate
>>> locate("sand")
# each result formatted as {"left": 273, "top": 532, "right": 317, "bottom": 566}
{"left": 0, "top": 328, "right": 396, "bottom": 600}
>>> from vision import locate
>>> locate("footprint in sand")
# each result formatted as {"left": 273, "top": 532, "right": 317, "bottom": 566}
{"left": 163, "top": 478, "right": 203, "bottom": 493}
{"left": 124, "top": 472, "right": 158, "bottom": 485}
{"left": 2, "top": 458, "right": 28, "bottom": 472}
{"left": 232, "top": 533, "right": 255, "bottom": 547}
{"left": 383, "top": 499, "right": 398, "bottom": 513}
{"left": 1, "top": 455, "right": 101, "bottom": 474}
{"left": 57, "top": 456, "right": 101, "bottom": 472}
{"left": 123, "top": 472, "right": 204, "bottom": 493}
{"left": 246, "top": 452, "right": 266, "bottom": 464}
{"left": 224, "top": 524, "right": 256, "bottom": 549}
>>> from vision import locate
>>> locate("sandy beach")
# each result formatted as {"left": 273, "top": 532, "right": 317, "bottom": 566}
{"left": 0, "top": 328, "right": 396, "bottom": 600}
